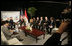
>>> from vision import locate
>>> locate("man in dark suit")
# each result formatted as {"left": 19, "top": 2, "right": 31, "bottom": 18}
{"left": 32, "top": 17, "right": 36, "bottom": 28}
{"left": 44, "top": 17, "right": 50, "bottom": 34}
{"left": 9, "top": 17, "right": 15, "bottom": 29}
{"left": 19, "top": 18, "right": 24, "bottom": 26}
{"left": 36, "top": 17, "right": 40, "bottom": 29}
{"left": 39, "top": 17, "right": 44, "bottom": 30}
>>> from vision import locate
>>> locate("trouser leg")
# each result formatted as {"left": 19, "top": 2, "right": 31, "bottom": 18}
{"left": 46, "top": 27, "right": 49, "bottom": 34}
{"left": 50, "top": 28, "right": 52, "bottom": 34}
{"left": 33, "top": 25, "right": 36, "bottom": 28}
{"left": 39, "top": 26, "right": 40, "bottom": 30}
{"left": 40, "top": 26, "right": 42, "bottom": 30}
{"left": 16, "top": 35, "right": 23, "bottom": 41}
{"left": 37, "top": 25, "right": 39, "bottom": 29}
{"left": 40, "top": 26, "right": 44, "bottom": 31}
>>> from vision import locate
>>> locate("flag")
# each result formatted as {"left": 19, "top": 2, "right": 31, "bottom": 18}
{"left": 24, "top": 9, "right": 29, "bottom": 26}
{"left": 25, "top": 9, "right": 28, "bottom": 19}
{"left": 20, "top": 9, "right": 24, "bottom": 19}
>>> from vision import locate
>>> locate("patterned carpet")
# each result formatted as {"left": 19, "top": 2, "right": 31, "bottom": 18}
{"left": 18, "top": 30, "right": 52, "bottom": 45}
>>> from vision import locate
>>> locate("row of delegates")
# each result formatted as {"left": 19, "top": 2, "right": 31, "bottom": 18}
{"left": 32, "top": 17, "right": 55, "bottom": 34}
{"left": 5, "top": 17, "right": 23, "bottom": 33}
{"left": 32, "top": 17, "right": 44, "bottom": 30}
{"left": 6, "top": 17, "right": 26, "bottom": 30}
{"left": 43, "top": 17, "right": 61, "bottom": 34}
{"left": 40, "top": 17, "right": 55, "bottom": 34}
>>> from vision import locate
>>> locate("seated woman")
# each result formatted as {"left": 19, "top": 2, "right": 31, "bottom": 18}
{"left": 49, "top": 17, "right": 55, "bottom": 34}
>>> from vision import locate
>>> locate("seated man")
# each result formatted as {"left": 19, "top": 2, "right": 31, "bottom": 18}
{"left": 1, "top": 21, "right": 23, "bottom": 41}
{"left": 44, "top": 17, "right": 50, "bottom": 34}
{"left": 32, "top": 17, "right": 36, "bottom": 28}
{"left": 9, "top": 17, "right": 15, "bottom": 29}
{"left": 36, "top": 17, "right": 40, "bottom": 29}
{"left": 39, "top": 17, "right": 44, "bottom": 30}
{"left": 18, "top": 18, "right": 24, "bottom": 26}
{"left": 1, "top": 21, "right": 13, "bottom": 37}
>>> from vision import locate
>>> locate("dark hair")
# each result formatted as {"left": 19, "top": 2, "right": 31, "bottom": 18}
{"left": 2, "top": 20, "right": 9, "bottom": 25}
{"left": 1, "top": 21, "right": 4, "bottom": 26}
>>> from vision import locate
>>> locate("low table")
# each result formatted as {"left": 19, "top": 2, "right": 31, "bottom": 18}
{"left": 19, "top": 26, "right": 45, "bottom": 43}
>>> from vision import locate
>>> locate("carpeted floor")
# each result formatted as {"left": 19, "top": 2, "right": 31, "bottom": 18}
{"left": 7, "top": 29, "right": 68, "bottom": 45}
{"left": 19, "top": 30, "right": 52, "bottom": 45}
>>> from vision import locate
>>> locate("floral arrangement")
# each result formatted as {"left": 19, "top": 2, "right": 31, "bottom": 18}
{"left": 25, "top": 24, "right": 32, "bottom": 31}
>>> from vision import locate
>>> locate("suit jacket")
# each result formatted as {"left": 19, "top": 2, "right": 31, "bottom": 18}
{"left": 19, "top": 19, "right": 22, "bottom": 23}
{"left": 44, "top": 20, "right": 50, "bottom": 27}
{"left": 33, "top": 20, "right": 36, "bottom": 26}
{"left": 36, "top": 20, "right": 40, "bottom": 25}
{"left": 50, "top": 21, "right": 55, "bottom": 28}
{"left": 21, "top": 19, "right": 24, "bottom": 23}
{"left": 19, "top": 19, "right": 24, "bottom": 24}
{"left": 9, "top": 19, "right": 14, "bottom": 25}
{"left": 39, "top": 20, "right": 44, "bottom": 26}
{"left": 55, "top": 21, "right": 61, "bottom": 28}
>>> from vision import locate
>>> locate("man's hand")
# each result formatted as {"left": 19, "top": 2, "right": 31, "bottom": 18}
{"left": 38, "top": 23, "right": 40, "bottom": 25}
{"left": 10, "top": 30, "right": 13, "bottom": 32}
{"left": 44, "top": 23, "right": 47, "bottom": 25}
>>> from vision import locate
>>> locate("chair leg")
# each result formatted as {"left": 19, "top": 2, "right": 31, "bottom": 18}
{"left": 43, "top": 34, "right": 45, "bottom": 39}
{"left": 36, "top": 37, "right": 38, "bottom": 43}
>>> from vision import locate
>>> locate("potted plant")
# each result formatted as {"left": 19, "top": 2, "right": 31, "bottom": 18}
{"left": 27, "top": 7, "right": 37, "bottom": 23}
